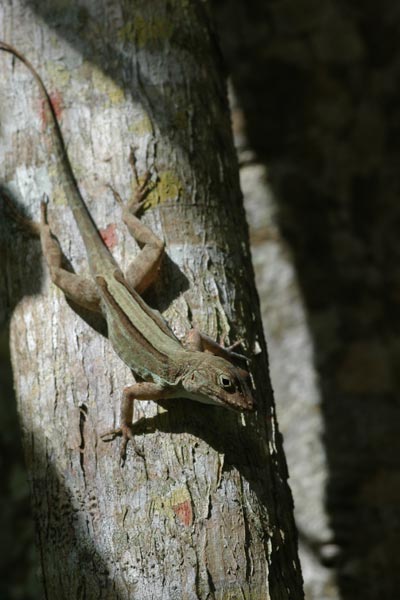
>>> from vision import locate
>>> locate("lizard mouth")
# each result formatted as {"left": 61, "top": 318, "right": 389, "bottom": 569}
{"left": 225, "top": 396, "right": 256, "bottom": 413}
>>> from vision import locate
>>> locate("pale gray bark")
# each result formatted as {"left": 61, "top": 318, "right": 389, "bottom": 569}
{"left": 0, "top": 1, "right": 303, "bottom": 598}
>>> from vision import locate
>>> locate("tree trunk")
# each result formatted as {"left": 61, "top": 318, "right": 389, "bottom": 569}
{"left": 0, "top": 1, "right": 303, "bottom": 598}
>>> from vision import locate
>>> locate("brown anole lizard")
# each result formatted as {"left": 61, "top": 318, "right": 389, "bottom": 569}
{"left": 0, "top": 41, "right": 256, "bottom": 461}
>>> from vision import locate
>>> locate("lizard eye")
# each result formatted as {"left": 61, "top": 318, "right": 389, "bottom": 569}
{"left": 219, "top": 375, "right": 234, "bottom": 391}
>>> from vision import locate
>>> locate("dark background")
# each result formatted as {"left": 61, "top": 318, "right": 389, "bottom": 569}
{"left": 214, "top": 1, "right": 400, "bottom": 598}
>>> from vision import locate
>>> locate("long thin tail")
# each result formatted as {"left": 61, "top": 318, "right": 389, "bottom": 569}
{"left": 0, "top": 41, "right": 115, "bottom": 273}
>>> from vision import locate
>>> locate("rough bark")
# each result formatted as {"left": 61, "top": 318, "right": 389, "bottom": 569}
{"left": 0, "top": 1, "right": 303, "bottom": 598}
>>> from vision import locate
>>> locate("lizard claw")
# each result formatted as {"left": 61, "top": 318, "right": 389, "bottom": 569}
{"left": 127, "top": 173, "right": 156, "bottom": 215}
{"left": 126, "top": 196, "right": 150, "bottom": 217}
{"left": 106, "top": 184, "right": 124, "bottom": 206}
{"left": 107, "top": 146, "right": 158, "bottom": 217}
{"left": 127, "top": 146, "right": 157, "bottom": 213}
{"left": 107, "top": 171, "right": 156, "bottom": 217}
{"left": 101, "top": 424, "right": 145, "bottom": 464}
{"left": 225, "top": 349, "right": 249, "bottom": 362}
{"left": 225, "top": 338, "right": 244, "bottom": 352}
{"left": 100, "top": 426, "right": 122, "bottom": 442}
{"left": 225, "top": 340, "right": 247, "bottom": 362}
{"left": 40, "top": 194, "right": 50, "bottom": 224}
{"left": 119, "top": 424, "right": 145, "bottom": 464}
{"left": 107, "top": 182, "right": 147, "bottom": 217}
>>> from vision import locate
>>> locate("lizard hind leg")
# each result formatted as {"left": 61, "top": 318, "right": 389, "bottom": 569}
{"left": 36, "top": 199, "right": 101, "bottom": 313}
{"left": 4, "top": 193, "right": 101, "bottom": 313}
{"left": 108, "top": 148, "right": 165, "bottom": 295}
{"left": 40, "top": 201, "right": 102, "bottom": 313}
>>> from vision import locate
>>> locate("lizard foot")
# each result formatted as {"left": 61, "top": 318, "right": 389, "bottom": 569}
{"left": 185, "top": 328, "right": 249, "bottom": 364}
{"left": 223, "top": 339, "right": 248, "bottom": 362}
{"left": 107, "top": 146, "right": 157, "bottom": 217}
{"left": 127, "top": 146, "right": 157, "bottom": 214}
{"left": 101, "top": 423, "right": 145, "bottom": 465}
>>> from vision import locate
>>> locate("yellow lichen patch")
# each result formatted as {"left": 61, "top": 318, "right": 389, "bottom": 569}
{"left": 45, "top": 61, "right": 71, "bottom": 88}
{"left": 170, "top": 486, "right": 191, "bottom": 508}
{"left": 140, "top": 169, "right": 184, "bottom": 208}
{"left": 92, "top": 66, "right": 124, "bottom": 105}
{"left": 151, "top": 485, "right": 192, "bottom": 526}
{"left": 118, "top": 16, "right": 173, "bottom": 47}
{"left": 128, "top": 115, "right": 153, "bottom": 136}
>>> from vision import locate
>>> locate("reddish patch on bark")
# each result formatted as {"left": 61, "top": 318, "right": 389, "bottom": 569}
{"left": 100, "top": 223, "right": 118, "bottom": 249}
{"left": 40, "top": 90, "right": 63, "bottom": 127}
{"left": 172, "top": 500, "right": 193, "bottom": 527}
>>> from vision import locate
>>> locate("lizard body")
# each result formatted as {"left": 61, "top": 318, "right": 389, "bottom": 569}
{"left": 0, "top": 41, "right": 255, "bottom": 460}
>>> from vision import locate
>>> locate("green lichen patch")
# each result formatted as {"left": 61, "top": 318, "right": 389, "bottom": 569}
{"left": 118, "top": 16, "right": 173, "bottom": 48}
{"left": 141, "top": 169, "right": 184, "bottom": 208}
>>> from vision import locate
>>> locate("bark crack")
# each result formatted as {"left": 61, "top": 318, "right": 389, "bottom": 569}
{"left": 79, "top": 403, "right": 88, "bottom": 481}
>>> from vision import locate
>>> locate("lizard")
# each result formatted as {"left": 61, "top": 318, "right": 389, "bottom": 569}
{"left": 0, "top": 41, "right": 256, "bottom": 461}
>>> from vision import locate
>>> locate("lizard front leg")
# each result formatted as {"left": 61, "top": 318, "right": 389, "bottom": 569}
{"left": 108, "top": 148, "right": 165, "bottom": 295}
{"left": 101, "top": 381, "right": 167, "bottom": 463}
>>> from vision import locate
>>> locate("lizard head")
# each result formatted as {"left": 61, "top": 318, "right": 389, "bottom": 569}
{"left": 181, "top": 355, "right": 256, "bottom": 412}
